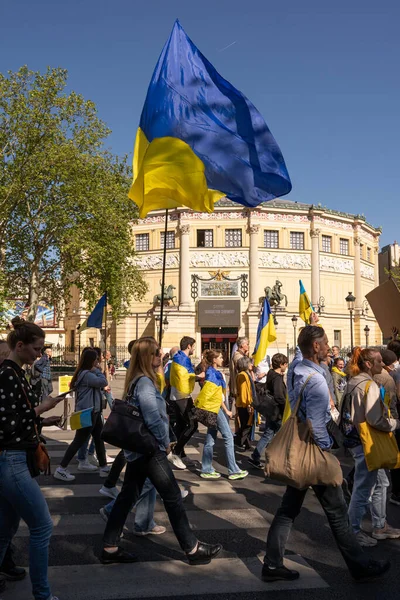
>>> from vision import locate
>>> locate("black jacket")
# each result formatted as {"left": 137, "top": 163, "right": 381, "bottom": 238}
{"left": 266, "top": 369, "right": 286, "bottom": 418}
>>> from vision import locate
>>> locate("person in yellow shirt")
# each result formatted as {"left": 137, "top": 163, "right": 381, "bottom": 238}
{"left": 234, "top": 356, "right": 256, "bottom": 450}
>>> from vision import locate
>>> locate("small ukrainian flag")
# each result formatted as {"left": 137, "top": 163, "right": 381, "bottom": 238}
{"left": 299, "top": 280, "right": 314, "bottom": 325}
{"left": 252, "top": 298, "right": 277, "bottom": 367}
{"left": 70, "top": 408, "right": 93, "bottom": 431}
{"left": 170, "top": 351, "right": 196, "bottom": 396}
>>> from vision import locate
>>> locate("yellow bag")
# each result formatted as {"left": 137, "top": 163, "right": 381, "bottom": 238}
{"left": 282, "top": 394, "right": 291, "bottom": 424}
{"left": 358, "top": 381, "right": 400, "bottom": 472}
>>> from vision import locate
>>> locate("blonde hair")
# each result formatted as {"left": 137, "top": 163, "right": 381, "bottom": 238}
{"left": 123, "top": 337, "right": 159, "bottom": 398}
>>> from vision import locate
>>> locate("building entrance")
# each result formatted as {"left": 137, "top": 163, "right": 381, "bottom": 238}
{"left": 200, "top": 327, "right": 238, "bottom": 367}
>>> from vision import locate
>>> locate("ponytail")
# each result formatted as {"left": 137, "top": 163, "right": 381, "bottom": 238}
{"left": 203, "top": 349, "right": 221, "bottom": 368}
{"left": 348, "top": 346, "right": 378, "bottom": 377}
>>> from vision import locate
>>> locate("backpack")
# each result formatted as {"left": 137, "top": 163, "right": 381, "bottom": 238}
{"left": 253, "top": 383, "right": 280, "bottom": 421}
{"left": 339, "top": 381, "right": 369, "bottom": 448}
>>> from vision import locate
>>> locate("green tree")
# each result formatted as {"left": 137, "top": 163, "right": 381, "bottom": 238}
{"left": 0, "top": 66, "right": 147, "bottom": 321}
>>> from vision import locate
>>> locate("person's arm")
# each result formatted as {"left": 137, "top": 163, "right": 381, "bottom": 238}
{"left": 137, "top": 378, "right": 170, "bottom": 448}
{"left": 304, "top": 376, "right": 332, "bottom": 450}
{"left": 271, "top": 376, "right": 286, "bottom": 409}
{"left": 83, "top": 369, "right": 108, "bottom": 389}
{"left": 364, "top": 382, "right": 399, "bottom": 432}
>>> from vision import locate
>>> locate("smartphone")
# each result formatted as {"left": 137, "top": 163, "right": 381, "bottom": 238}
{"left": 55, "top": 389, "right": 75, "bottom": 400}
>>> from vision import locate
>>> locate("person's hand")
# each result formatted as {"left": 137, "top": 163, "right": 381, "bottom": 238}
{"left": 42, "top": 415, "right": 63, "bottom": 427}
{"left": 35, "top": 395, "right": 65, "bottom": 416}
{"left": 197, "top": 372, "right": 205, "bottom": 380}
{"left": 166, "top": 444, "right": 172, "bottom": 455}
{"left": 105, "top": 386, "right": 111, "bottom": 392}
{"left": 310, "top": 312, "right": 319, "bottom": 325}
{"left": 225, "top": 410, "right": 233, "bottom": 419}
{"left": 247, "top": 405, "right": 254, "bottom": 414}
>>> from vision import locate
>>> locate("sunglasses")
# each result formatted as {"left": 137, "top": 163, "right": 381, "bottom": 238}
{"left": 153, "top": 348, "right": 161, "bottom": 357}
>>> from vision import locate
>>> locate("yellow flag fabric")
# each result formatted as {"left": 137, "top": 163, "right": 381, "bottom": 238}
{"left": 170, "top": 352, "right": 196, "bottom": 396}
{"left": 252, "top": 298, "right": 277, "bottom": 367}
{"left": 195, "top": 380, "right": 223, "bottom": 414}
{"left": 282, "top": 395, "right": 292, "bottom": 424}
{"left": 299, "top": 280, "right": 314, "bottom": 325}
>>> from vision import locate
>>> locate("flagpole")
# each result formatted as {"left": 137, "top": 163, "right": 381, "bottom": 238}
{"left": 158, "top": 209, "right": 169, "bottom": 347}
{"left": 104, "top": 291, "right": 108, "bottom": 373}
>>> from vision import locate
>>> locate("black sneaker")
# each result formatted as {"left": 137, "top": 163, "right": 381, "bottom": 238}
{"left": 389, "top": 493, "right": 400, "bottom": 506}
{"left": 248, "top": 457, "right": 263, "bottom": 470}
{"left": 0, "top": 563, "right": 26, "bottom": 581}
{"left": 262, "top": 565, "right": 300, "bottom": 582}
{"left": 351, "top": 559, "right": 391, "bottom": 582}
{"left": 100, "top": 548, "right": 139, "bottom": 564}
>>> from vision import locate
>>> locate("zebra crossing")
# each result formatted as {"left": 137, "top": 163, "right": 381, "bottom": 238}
{"left": 3, "top": 428, "right": 328, "bottom": 600}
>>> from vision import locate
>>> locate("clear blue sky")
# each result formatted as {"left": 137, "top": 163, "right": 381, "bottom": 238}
{"left": 1, "top": 0, "right": 399, "bottom": 245}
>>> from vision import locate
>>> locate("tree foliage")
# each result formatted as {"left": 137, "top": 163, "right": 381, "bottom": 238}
{"left": 0, "top": 66, "right": 147, "bottom": 321}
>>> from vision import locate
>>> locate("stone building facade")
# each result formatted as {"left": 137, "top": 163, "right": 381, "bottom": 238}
{"left": 67, "top": 199, "right": 381, "bottom": 362}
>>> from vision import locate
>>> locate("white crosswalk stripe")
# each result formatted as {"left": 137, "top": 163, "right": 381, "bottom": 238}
{"left": 2, "top": 430, "right": 329, "bottom": 599}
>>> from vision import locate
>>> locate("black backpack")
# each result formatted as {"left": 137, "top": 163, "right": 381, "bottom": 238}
{"left": 253, "top": 382, "right": 280, "bottom": 421}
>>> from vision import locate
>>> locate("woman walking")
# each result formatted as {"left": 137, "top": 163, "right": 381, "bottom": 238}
{"left": 234, "top": 356, "right": 256, "bottom": 450}
{"left": 54, "top": 349, "right": 109, "bottom": 481}
{"left": 342, "top": 347, "right": 400, "bottom": 546}
{"left": 100, "top": 337, "right": 222, "bottom": 565}
{"left": 0, "top": 317, "right": 64, "bottom": 600}
{"left": 197, "top": 350, "right": 248, "bottom": 481}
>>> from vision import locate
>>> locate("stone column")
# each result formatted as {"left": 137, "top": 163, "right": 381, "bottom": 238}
{"left": 354, "top": 235, "right": 362, "bottom": 311}
{"left": 374, "top": 245, "right": 379, "bottom": 288}
{"left": 310, "top": 228, "right": 320, "bottom": 307}
{"left": 179, "top": 224, "right": 191, "bottom": 309}
{"left": 248, "top": 223, "right": 260, "bottom": 310}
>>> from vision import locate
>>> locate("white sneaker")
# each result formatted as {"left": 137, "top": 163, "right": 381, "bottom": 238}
{"left": 54, "top": 467, "right": 75, "bottom": 482}
{"left": 88, "top": 455, "right": 99, "bottom": 467}
{"left": 78, "top": 459, "right": 98, "bottom": 472}
{"left": 181, "top": 489, "right": 189, "bottom": 500}
{"left": 99, "top": 485, "right": 119, "bottom": 500}
{"left": 99, "top": 466, "right": 111, "bottom": 478}
{"left": 167, "top": 453, "right": 187, "bottom": 470}
{"left": 106, "top": 453, "right": 114, "bottom": 464}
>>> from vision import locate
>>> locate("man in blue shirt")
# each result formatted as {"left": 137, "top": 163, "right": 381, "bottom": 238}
{"left": 262, "top": 326, "right": 390, "bottom": 584}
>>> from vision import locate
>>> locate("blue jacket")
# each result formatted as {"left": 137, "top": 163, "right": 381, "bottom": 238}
{"left": 75, "top": 368, "right": 108, "bottom": 412}
{"left": 289, "top": 359, "right": 331, "bottom": 450}
{"left": 124, "top": 376, "right": 170, "bottom": 462}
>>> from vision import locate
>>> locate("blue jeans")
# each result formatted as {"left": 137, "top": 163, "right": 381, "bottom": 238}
{"left": 251, "top": 420, "right": 281, "bottom": 462}
{"left": 0, "top": 450, "right": 53, "bottom": 600}
{"left": 104, "top": 478, "right": 157, "bottom": 532}
{"left": 201, "top": 409, "right": 241, "bottom": 475}
{"left": 348, "top": 445, "right": 389, "bottom": 532}
{"left": 78, "top": 437, "right": 95, "bottom": 460}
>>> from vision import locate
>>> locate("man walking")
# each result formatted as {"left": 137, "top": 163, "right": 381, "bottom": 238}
{"left": 262, "top": 326, "right": 390, "bottom": 583}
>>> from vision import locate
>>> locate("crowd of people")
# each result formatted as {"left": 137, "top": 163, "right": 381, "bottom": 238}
{"left": 0, "top": 317, "right": 400, "bottom": 598}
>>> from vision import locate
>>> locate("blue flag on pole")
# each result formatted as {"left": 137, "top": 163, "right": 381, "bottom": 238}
{"left": 252, "top": 298, "right": 277, "bottom": 366}
{"left": 79, "top": 294, "right": 107, "bottom": 331}
{"left": 129, "top": 19, "right": 292, "bottom": 218}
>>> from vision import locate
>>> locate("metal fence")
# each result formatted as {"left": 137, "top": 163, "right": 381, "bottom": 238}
{"left": 48, "top": 345, "right": 131, "bottom": 373}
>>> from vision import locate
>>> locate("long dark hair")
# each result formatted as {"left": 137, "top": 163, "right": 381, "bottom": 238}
{"left": 70, "top": 349, "right": 98, "bottom": 388}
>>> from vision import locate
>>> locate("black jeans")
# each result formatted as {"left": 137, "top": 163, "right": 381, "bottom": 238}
{"left": 390, "top": 431, "right": 400, "bottom": 496}
{"left": 104, "top": 450, "right": 126, "bottom": 489}
{"left": 264, "top": 484, "right": 370, "bottom": 576}
{"left": 235, "top": 407, "right": 252, "bottom": 448}
{"left": 173, "top": 397, "right": 198, "bottom": 457}
{"left": 103, "top": 450, "right": 197, "bottom": 553}
{"left": 60, "top": 412, "right": 107, "bottom": 468}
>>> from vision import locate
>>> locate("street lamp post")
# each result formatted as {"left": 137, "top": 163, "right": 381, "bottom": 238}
{"left": 364, "top": 325, "right": 370, "bottom": 348}
{"left": 291, "top": 315, "right": 298, "bottom": 351}
{"left": 345, "top": 292, "right": 356, "bottom": 350}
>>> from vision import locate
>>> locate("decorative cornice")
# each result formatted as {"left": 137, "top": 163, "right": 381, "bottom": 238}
{"left": 178, "top": 224, "right": 190, "bottom": 235}
{"left": 247, "top": 224, "right": 260, "bottom": 235}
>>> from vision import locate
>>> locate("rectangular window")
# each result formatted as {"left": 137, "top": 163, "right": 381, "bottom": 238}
{"left": 290, "top": 231, "right": 304, "bottom": 250}
{"left": 135, "top": 233, "right": 149, "bottom": 252}
{"left": 367, "top": 247, "right": 371, "bottom": 261}
{"left": 322, "top": 235, "right": 332, "bottom": 253}
{"left": 160, "top": 231, "right": 175, "bottom": 249}
{"left": 225, "top": 229, "right": 242, "bottom": 247}
{"left": 264, "top": 230, "right": 279, "bottom": 249}
{"left": 333, "top": 330, "right": 342, "bottom": 347}
{"left": 339, "top": 238, "right": 349, "bottom": 256}
{"left": 197, "top": 229, "right": 213, "bottom": 248}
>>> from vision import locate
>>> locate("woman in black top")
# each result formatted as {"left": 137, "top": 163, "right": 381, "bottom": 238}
{"left": 248, "top": 353, "right": 288, "bottom": 469}
{"left": 0, "top": 318, "right": 63, "bottom": 600}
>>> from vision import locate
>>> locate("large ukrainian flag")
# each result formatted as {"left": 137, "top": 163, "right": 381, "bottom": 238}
{"left": 252, "top": 298, "right": 277, "bottom": 367}
{"left": 129, "top": 20, "right": 292, "bottom": 218}
{"left": 299, "top": 280, "right": 314, "bottom": 325}
{"left": 170, "top": 351, "right": 196, "bottom": 396}
{"left": 195, "top": 367, "right": 225, "bottom": 414}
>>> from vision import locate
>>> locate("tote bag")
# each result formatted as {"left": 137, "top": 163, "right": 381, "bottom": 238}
{"left": 265, "top": 374, "right": 343, "bottom": 489}
{"left": 358, "top": 381, "right": 400, "bottom": 471}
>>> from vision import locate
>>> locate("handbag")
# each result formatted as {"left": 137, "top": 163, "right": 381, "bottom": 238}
{"left": 358, "top": 381, "right": 400, "bottom": 471}
{"left": 11, "top": 368, "right": 51, "bottom": 475}
{"left": 265, "top": 374, "right": 343, "bottom": 489}
{"left": 101, "top": 377, "right": 158, "bottom": 455}
{"left": 253, "top": 383, "right": 279, "bottom": 420}
{"left": 194, "top": 407, "right": 218, "bottom": 429}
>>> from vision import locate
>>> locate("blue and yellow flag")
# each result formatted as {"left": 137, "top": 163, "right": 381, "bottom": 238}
{"left": 170, "top": 350, "right": 196, "bottom": 395}
{"left": 129, "top": 20, "right": 292, "bottom": 218}
{"left": 195, "top": 367, "right": 225, "bottom": 414}
{"left": 299, "top": 280, "right": 314, "bottom": 325}
{"left": 252, "top": 298, "right": 277, "bottom": 367}
{"left": 79, "top": 293, "right": 107, "bottom": 332}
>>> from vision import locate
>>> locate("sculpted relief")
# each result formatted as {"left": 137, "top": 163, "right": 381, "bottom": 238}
{"left": 134, "top": 253, "right": 180, "bottom": 270}
{"left": 190, "top": 252, "right": 249, "bottom": 268}
{"left": 319, "top": 256, "right": 354, "bottom": 274}
{"left": 258, "top": 253, "right": 311, "bottom": 269}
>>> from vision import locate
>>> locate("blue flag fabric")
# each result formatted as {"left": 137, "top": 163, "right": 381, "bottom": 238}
{"left": 80, "top": 294, "right": 107, "bottom": 331}
{"left": 129, "top": 19, "right": 292, "bottom": 217}
{"left": 252, "top": 298, "right": 277, "bottom": 366}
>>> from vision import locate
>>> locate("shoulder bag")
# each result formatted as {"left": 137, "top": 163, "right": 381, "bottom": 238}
{"left": 265, "top": 374, "right": 343, "bottom": 489}
{"left": 101, "top": 377, "right": 158, "bottom": 456}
